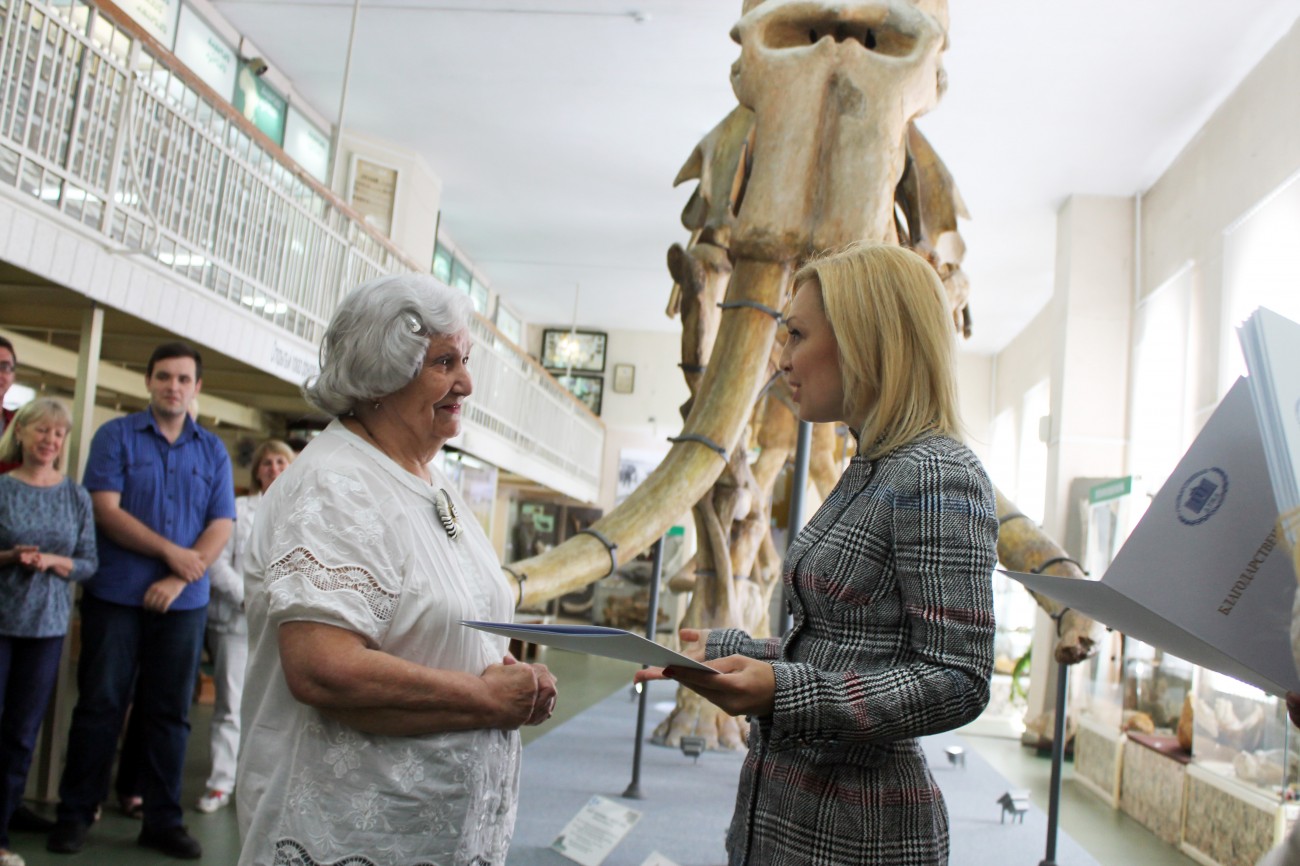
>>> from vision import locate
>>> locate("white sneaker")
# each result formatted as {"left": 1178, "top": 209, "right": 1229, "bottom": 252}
{"left": 196, "top": 790, "right": 231, "bottom": 813}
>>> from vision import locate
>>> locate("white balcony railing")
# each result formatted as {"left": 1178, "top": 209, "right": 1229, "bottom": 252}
{"left": 0, "top": 0, "right": 603, "bottom": 499}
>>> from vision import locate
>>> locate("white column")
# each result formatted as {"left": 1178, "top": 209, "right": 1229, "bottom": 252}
{"left": 65, "top": 303, "right": 104, "bottom": 482}
{"left": 1023, "top": 195, "right": 1135, "bottom": 735}
{"left": 28, "top": 303, "right": 104, "bottom": 801}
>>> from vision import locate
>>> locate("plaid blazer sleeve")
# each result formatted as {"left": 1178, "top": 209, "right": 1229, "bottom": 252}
{"left": 769, "top": 442, "right": 997, "bottom": 748}
{"left": 709, "top": 628, "right": 782, "bottom": 661}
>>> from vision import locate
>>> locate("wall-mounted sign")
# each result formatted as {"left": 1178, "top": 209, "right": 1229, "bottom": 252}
{"left": 432, "top": 244, "right": 453, "bottom": 283}
{"left": 541, "top": 329, "right": 607, "bottom": 373}
{"left": 284, "top": 107, "right": 330, "bottom": 183}
{"left": 174, "top": 6, "right": 235, "bottom": 98}
{"left": 117, "top": 0, "right": 180, "bottom": 48}
{"left": 350, "top": 157, "right": 398, "bottom": 237}
{"left": 233, "top": 61, "right": 287, "bottom": 145}
{"left": 469, "top": 278, "right": 489, "bottom": 315}
{"left": 268, "top": 339, "right": 319, "bottom": 384}
{"left": 494, "top": 298, "right": 522, "bottom": 347}
{"left": 450, "top": 258, "right": 472, "bottom": 292}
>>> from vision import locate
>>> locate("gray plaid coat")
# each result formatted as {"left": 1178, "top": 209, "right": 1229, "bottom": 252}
{"left": 708, "top": 433, "right": 998, "bottom": 865}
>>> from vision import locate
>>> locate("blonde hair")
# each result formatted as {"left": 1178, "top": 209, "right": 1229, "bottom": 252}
{"left": 249, "top": 439, "right": 295, "bottom": 491}
{"left": 0, "top": 398, "right": 72, "bottom": 465}
{"left": 792, "top": 242, "right": 961, "bottom": 460}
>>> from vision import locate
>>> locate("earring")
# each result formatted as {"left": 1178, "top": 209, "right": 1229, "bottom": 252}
{"left": 373, "top": 401, "right": 382, "bottom": 411}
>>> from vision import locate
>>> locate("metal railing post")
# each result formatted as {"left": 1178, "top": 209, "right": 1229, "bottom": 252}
{"left": 624, "top": 535, "right": 665, "bottom": 800}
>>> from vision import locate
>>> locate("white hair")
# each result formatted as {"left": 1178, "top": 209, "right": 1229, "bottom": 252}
{"left": 303, "top": 273, "right": 474, "bottom": 416}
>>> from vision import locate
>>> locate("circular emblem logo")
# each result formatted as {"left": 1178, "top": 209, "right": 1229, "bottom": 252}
{"left": 1176, "top": 468, "right": 1228, "bottom": 526}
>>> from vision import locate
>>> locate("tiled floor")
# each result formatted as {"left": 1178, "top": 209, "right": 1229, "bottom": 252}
{"left": 9, "top": 650, "right": 1203, "bottom": 865}
{"left": 961, "top": 733, "right": 1197, "bottom": 865}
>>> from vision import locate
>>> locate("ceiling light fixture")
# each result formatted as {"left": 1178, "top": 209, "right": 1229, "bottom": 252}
{"left": 555, "top": 283, "right": 582, "bottom": 374}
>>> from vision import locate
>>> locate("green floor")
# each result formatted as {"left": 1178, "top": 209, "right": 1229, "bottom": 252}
{"left": 9, "top": 649, "right": 1198, "bottom": 866}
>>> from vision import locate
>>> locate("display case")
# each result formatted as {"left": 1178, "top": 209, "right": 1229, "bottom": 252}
{"left": 1071, "top": 629, "right": 1127, "bottom": 806}
{"left": 1071, "top": 477, "right": 1147, "bottom": 807}
{"left": 1181, "top": 670, "right": 1300, "bottom": 866}
{"left": 1124, "top": 639, "right": 1195, "bottom": 733}
{"left": 1190, "top": 671, "right": 1297, "bottom": 791}
{"left": 1101, "top": 639, "right": 1195, "bottom": 839}
{"left": 967, "top": 571, "right": 1036, "bottom": 738}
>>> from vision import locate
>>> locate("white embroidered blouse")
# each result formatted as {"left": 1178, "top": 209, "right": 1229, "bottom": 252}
{"left": 236, "top": 421, "right": 519, "bottom": 866}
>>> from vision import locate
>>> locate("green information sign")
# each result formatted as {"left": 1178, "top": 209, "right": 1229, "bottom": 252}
{"left": 283, "top": 108, "right": 330, "bottom": 182}
{"left": 1088, "top": 476, "right": 1133, "bottom": 504}
{"left": 174, "top": 7, "right": 235, "bottom": 98}
{"left": 232, "top": 62, "right": 287, "bottom": 146}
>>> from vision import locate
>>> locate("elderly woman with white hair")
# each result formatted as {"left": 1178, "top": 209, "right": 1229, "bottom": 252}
{"left": 236, "top": 274, "right": 557, "bottom": 866}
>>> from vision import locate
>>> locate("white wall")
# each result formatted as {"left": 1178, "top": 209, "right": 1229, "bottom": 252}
{"left": 1141, "top": 19, "right": 1300, "bottom": 418}
{"left": 989, "top": 21, "right": 1300, "bottom": 515}
{"left": 521, "top": 324, "right": 689, "bottom": 511}
{"left": 597, "top": 329, "right": 690, "bottom": 511}
{"left": 955, "top": 349, "right": 993, "bottom": 465}
{"left": 988, "top": 21, "right": 1300, "bottom": 733}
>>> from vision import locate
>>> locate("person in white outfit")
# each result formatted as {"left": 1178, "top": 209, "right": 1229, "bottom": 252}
{"left": 236, "top": 274, "right": 557, "bottom": 866}
{"left": 196, "top": 440, "right": 294, "bottom": 814}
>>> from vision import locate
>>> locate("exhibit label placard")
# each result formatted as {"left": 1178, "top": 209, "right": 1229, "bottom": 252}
{"left": 551, "top": 795, "right": 641, "bottom": 866}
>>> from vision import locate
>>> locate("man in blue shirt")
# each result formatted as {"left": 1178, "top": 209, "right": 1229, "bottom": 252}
{"left": 47, "top": 342, "right": 235, "bottom": 860}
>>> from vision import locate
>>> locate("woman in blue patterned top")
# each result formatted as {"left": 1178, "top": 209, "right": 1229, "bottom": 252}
{"left": 0, "top": 398, "right": 96, "bottom": 866}
{"left": 639, "top": 243, "right": 998, "bottom": 865}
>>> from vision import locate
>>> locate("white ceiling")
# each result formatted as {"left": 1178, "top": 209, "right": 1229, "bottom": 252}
{"left": 212, "top": 0, "right": 1300, "bottom": 355}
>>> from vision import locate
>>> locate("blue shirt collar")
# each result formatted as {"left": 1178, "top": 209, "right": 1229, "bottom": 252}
{"left": 132, "top": 407, "right": 199, "bottom": 443}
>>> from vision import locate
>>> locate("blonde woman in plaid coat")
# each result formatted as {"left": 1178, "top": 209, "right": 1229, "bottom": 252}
{"left": 640, "top": 243, "right": 998, "bottom": 865}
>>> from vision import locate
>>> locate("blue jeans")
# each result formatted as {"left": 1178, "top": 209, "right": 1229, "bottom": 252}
{"left": 0, "top": 634, "right": 63, "bottom": 848}
{"left": 56, "top": 595, "right": 205, "bottom": 831}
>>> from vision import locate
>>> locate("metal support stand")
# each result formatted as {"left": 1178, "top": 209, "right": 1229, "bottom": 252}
{"left": 623, "top": 535, "right": 665, "bottom": 799}
{"left": 1039, "top": 659, "right": 1069, "bottom": 866}
{"left": 780, "top": 420, "right": 813, "bottom": 636}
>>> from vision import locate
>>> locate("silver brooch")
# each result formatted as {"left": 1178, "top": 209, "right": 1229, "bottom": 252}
{"left": 435, "top": 488, "right": 462, "bottom": 540}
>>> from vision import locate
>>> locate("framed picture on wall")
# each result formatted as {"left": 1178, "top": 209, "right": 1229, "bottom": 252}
{"left": 554, "top": 372, "right": 604, "bottom": 416}
{"left": 349, "top": 156, "right": 398, "bottom": 237}
{"left": 611, "top": 363, "right": 635, "bottom": 394}
{"left": 541, "top": 329, "right": 607, "bottom": 373}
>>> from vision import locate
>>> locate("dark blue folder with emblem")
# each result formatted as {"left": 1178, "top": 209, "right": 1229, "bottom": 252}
{"left": 1003, "top": 377, "right": 1300, "bottom": 697}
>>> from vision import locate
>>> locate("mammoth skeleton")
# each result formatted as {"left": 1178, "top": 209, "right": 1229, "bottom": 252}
{"left": 506, "top": 0, "right": 1098, "bottom": 747}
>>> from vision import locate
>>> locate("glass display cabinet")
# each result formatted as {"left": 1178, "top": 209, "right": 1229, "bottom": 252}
{"left": 970, "top": 571, "right": 1037, "bottom": 738}
{"left": 1123, "top": 638, "right": 1195, "bottom": 733}
{"left": 1072, "top": 476, "right": 1155, "bottom": 808}
{"left": 1070, "top": 629, "right": 1126, "bottom": 807}
{"left": 1182, "top": 670, "right": 1300, "bottom": 866}
{"left": 1104, "top": 639, "right": 1197, "bottom": 842}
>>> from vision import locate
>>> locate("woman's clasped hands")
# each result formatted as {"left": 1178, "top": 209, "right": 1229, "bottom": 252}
{"left": 11, "top": 544, "right": 75, "bottom": 578}
{"left": 489, "top": 656, "right": 558, "bottom": 728}
{"left": 634, "top": 628, "right": 776, "bottom": 718}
